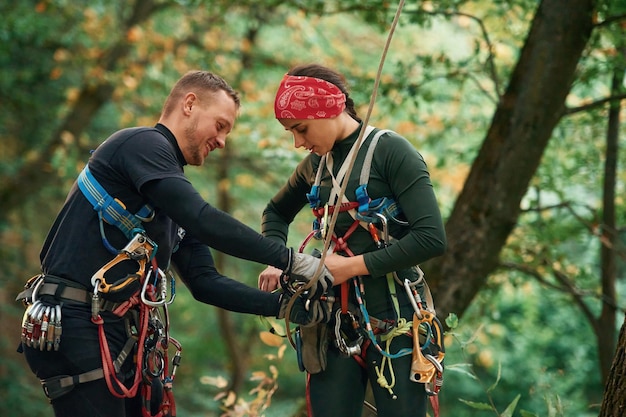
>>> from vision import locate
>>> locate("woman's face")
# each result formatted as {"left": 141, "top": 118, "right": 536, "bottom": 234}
{"left": 278, "top": 113, "right": 356, "bottom": 155}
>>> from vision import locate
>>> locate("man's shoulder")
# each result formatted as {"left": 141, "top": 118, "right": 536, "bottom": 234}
{"left": 95, "top": 126, "right": 172, "bottom": 158}
{"left": 104, "top": 126, "right": 167, "bottom": 146}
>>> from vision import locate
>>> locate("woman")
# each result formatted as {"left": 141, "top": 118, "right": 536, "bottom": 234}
{"left": 258, "top": 64, "right": 447, "bottom": 417}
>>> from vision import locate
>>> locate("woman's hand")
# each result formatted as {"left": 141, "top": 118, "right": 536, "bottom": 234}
{"left": 258, "top": 265, "right": 282, "bottom": 292}
{"left": 323, "top": 253, "right": 368, "bottom": 284}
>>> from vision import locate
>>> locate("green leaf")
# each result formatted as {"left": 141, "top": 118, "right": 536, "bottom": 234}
{"left": 520, "top": 409, "right": 539, "bottom": 417}
{"left": 458, "top": 398, "right": 494, "bottom": 411}
{"left": 486, "top": 361, "right": 502, "bottom": 393}
{"left": 445, "top": 312, "right": 459, "bottom": 329}
{"left": 444, "top": 363, "right": 478, "bottom": 380}
{"left": 500, "top": 394, "right": 521, "bottom": 417}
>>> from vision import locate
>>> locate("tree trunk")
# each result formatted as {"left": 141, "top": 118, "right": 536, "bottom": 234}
{"left": 216, "top": 143, "right": 249, "bottom": 393}
{"left": 426, "top": 0, "right": 595, "bottom": 321}
{"left": 597, "top": 48, "right": 624, "bottom": 384}
{"left": 599, "top": 314, "right": 626, "bottom": 417}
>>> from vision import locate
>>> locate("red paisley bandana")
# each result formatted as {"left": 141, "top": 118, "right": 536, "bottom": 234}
{"left": 274, "top": 74, "right": 346, "bottom": 119}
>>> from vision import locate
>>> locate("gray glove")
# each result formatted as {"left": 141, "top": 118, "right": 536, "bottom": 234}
{"left": 284, "top": 249, "right": 335, "bottom": 301}
{"left": 277, "top": 292, "right": 332, "bottom": 326}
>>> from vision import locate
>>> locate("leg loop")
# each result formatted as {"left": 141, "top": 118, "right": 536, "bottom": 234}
{"left": 40, "top": 368, "right": 104, "bottom": 401}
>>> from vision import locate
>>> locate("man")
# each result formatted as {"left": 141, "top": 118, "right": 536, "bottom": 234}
{"left": 17, "top": 70, "right": 333, "bottom": 417}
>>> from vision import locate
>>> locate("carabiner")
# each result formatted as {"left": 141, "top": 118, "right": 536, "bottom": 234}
{"left": 333, "top": 309, "right": 363, "bottom": 357}
{"left": 373, "top": 212, "right": 389, "bottom": 245}
{"left": 141, "top": 268, "right": 166, "bottom": 307}
{"left": 91, "top": 279, "right": 101, "bottom": 320}
{"left": 403, "top": 277, "right": 424, "bottom": 319}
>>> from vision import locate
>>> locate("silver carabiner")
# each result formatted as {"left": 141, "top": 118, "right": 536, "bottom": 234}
{"left": 403, "top": 278, "right": 424, "bottom": 319}
{"left": 333, "top": 309, "right": 363, "bottom": 357}
{"left": 141, "top": 268, "right": 166, "bottom": 307}
{"left": 30, "top": 276, "right": 45, "bottom": 304}
{"left": 373, "top": 212, "right": 389, "bottom": 245}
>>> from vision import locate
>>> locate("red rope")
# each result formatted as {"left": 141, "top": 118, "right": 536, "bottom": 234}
{"left": 92, "top": 302, "right": 148, "bottom": 398}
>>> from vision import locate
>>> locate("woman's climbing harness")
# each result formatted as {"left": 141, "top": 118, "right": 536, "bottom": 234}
{"left": 293, "top": 123, "right": 446, "bottom": 415}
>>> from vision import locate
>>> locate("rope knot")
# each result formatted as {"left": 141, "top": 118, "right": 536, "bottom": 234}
{"left": 335, "top": 237, "right": 348, "bottom": 251}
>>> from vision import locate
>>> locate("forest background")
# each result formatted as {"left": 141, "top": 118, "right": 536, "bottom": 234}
{"left": 1, "top": 1, "right": 625, "bottom": 416}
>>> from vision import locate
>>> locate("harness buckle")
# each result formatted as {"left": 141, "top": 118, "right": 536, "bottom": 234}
{"left": 320, "top": 203, "right": 330, "bottom": 239}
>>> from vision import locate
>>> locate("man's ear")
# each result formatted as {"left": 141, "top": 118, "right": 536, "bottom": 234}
{"left": 183, "top": 92, "right": 197, "bottom": 114}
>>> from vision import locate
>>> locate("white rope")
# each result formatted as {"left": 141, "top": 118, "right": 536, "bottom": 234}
{"left": 284, "top": 0, "right": 407, "bottom": 349}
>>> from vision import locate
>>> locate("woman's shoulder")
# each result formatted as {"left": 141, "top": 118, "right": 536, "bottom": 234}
{"left": 370, "top": 127, "right": 421, "bottom": 156}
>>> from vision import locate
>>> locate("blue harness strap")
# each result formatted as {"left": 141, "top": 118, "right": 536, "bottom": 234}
{"left": 77, "top": 164, "right": 155, "bottom": 253}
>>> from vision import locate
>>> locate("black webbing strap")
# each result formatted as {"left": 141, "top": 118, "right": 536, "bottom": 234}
{"left": 40, "top": 336, "right": 137, "bottom": 401}
{"left": 41, "top": 368, "right": 104, "bottom": 401}
{"left": 17, "top": 279, "right": 122, "bottom": 312}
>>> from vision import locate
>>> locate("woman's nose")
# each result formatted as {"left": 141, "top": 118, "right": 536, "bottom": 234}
{"left": 293, "top": 134, "right": 305, "bottom": 149}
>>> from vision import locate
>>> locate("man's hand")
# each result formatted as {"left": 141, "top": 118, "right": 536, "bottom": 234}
{"left": 285, "top": 249, "right": 335, "bottom": 300}
{"left": 277, "top": 292, "right": 331, "bottom": 326}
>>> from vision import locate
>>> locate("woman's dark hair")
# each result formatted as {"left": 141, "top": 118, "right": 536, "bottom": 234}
{"left": 287, "top": 64, "right": 361, "bottom": 122}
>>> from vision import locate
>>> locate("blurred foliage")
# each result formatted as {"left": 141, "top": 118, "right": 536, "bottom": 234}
{"left": 1, "top": 1, "right": 625, "bottom": 416}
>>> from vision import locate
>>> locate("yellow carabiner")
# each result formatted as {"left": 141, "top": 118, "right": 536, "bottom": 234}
{"left": 90, "top": 233, "right": 154, "bottom": 294}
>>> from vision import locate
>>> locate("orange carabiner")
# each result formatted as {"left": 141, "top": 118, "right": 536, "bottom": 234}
{"left": 410, "top": 310, "right": 445, "bottom": 386}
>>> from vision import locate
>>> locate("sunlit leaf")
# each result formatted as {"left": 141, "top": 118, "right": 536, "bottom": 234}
{"left": 459, "top": 398, "right": 494, "bottom": 411}
{"left": 259, "top": 330, "right": 284, "bottom": 347}
{"left": 200, "top": 375, "right": 229, "bottom": 388}
{"left": 445, "top": 312, "right": 459, "bottom": 329}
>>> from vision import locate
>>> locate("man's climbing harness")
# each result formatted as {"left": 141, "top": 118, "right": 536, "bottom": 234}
{"left": 17, "top": 163, "right": 183, "bottom": 417}
{"left": 89, "top": 231, "right": 181, "bottom": 417}
{"left": 81, "top": 163, "right": 182, "bottom": 417}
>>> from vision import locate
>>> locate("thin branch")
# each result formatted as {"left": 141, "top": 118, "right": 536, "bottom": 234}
{"left": 564, "top": 92, "right": 626, "bottom": 115}
{"left": 500, "top": 261, "right": 597, "bottom": 326}
{"left": 412, "top": 9, "right": 501, "bottom": 97}
{"left": 521, "top": 200, "right": 626, "bottom": 261}
{"left": 500, "top": 261, "right": 626, "bottom": 318}
{"left": 594, "top": 13, "right": 626, "bottom": 28}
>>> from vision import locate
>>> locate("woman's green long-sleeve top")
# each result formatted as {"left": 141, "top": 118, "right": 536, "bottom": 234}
{"left": 261, "top": 124, "right": 446, "bottom": 279}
